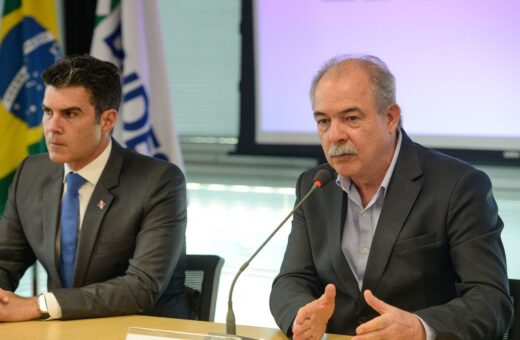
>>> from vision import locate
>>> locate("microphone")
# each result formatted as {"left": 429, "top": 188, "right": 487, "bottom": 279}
{"left": 225, "top": 169, "right": 332, "bottom": 336}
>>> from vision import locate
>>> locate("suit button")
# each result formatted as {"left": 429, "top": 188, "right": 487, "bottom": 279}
{"left": 358, "top": 317, "right": 368, "bottom": 325}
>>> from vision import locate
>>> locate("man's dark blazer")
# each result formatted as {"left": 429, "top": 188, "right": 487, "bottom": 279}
{"left": 270, "top": 130, "right": 513, "bottom": 339}
{"left": 0, "top": 140, "right": 190, "bottom": 319}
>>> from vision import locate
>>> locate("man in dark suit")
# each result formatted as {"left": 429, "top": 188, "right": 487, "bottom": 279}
{"left": 269, "top": 55, "right": 513, "bottom": 339}
{"left": 0, "top": 55, "right": 190, "bottom": 321}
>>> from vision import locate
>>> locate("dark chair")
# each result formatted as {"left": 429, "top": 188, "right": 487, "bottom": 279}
{"left": 504, "top": 279, "right": 520, "bottom": 340}
{"left": 184, "top": 254, "right": 225, "bottom": 322}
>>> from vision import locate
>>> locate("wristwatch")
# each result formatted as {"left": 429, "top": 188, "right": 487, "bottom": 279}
{"left": 37, "top": 294, "right": 50, "bottom": 320}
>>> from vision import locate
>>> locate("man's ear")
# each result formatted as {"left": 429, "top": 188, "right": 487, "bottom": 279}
{"left": 386, "top": 103, "right": 401, "bottom": 132}
{"left": 100, "top": 109, "right": 118, "bottom": 134}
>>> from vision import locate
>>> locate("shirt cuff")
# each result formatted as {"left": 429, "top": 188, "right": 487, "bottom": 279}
{"left": 43, "top": 292, "right": 62, "bottom": 320}
{"left": 416, "top": 315, "right": 436, "bottom": 340}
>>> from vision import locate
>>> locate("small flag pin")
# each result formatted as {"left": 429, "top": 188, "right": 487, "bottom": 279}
{"left": 97, "top": 200, "right": 106, "bottom": 210}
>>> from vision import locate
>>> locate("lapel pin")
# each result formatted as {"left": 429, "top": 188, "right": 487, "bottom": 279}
{"left": 97, "top": 200, "right": 106, "bottom": 210}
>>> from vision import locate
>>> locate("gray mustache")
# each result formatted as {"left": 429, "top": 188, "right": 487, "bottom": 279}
{"left": 328, "top": 144, "right": 358, "bottom": 157}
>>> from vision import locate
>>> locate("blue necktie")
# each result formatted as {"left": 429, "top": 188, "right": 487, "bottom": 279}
{"left": 60, "top": 172, "right": 86, "bottom": 288}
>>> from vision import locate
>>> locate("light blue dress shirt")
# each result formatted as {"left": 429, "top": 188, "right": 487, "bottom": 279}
{"left": 336, "top": 132, "right": 435, "bottom": 339}
{"left": 338, "top": 132, "right": 402, "bottom": 290}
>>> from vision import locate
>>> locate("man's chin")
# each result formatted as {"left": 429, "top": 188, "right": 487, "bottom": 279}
{"left": 47, "top": 153, "right": 68, "bottom": 165}
{"left": 330, "top": 161, "right": 357, "bottom": 178}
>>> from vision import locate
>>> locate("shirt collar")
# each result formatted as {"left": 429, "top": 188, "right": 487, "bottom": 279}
{"left": 336, "top": 130, "right": 403, "bottom": 196}
{"left": 63, "top": 139, "right": 112, "bottom": 186}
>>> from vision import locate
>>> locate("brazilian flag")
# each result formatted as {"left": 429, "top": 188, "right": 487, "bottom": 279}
{"left": 0, "top": 0, "right": 62, "bottom": 214}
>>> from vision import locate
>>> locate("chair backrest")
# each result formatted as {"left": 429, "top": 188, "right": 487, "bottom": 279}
{"left": 504, "top": 279, "right": 520, "bottom": 340}
{"left": 184, "top": 254, "right": 225, "bottom": 322}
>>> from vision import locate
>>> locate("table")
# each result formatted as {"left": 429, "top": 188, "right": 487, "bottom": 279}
{"left": 0, "top": 315, "right": 352, "bottom": 340}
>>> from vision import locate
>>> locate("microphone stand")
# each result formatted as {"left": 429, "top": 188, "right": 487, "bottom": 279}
{"left": 225, "top": 182, "right": 322, "bottom": 336}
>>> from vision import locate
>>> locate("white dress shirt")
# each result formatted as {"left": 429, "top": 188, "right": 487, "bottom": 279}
{"left": 43, "top": 140, "right": 112, "bottom": 319}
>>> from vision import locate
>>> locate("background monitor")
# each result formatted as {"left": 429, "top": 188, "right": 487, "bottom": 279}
{"left": 236, "top": 0, "right": 520, "bottom": 165}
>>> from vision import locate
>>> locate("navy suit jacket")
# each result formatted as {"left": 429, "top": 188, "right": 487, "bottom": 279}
{"left": 270, "top": 130, "right": 512, "bottom": 339}
{"left": 0, "top": 140, "right": 190, "bottom": 319}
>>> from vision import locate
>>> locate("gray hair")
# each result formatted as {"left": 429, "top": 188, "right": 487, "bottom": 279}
{"left": 309, "top": 54, "right": 401, "bottom": 128}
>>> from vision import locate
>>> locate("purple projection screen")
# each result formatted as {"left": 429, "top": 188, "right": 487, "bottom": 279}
{"left": 253, "top": 0, "right": 520, "bottom": 154}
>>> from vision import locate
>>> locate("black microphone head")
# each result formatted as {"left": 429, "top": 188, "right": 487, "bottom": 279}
{"left": 313, "top": 169, "right": 332, "bottom": 188}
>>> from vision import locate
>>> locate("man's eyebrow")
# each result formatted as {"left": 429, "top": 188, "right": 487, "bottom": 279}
{"left": 41, "top": 105, "right": 83, "bottom": 112}
{"left": 313, "top": 107, "right": 363, "bottom": 118}
{"left": 313, "top": 111, "right": 326, "bottom": 118}
{"left": 340, "top": 107, "right": 362, "bottom": 114}
{"left": 61, "top": 106, "right": 83, "bottom": 112}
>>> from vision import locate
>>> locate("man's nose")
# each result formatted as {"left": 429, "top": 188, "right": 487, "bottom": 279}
{"left": 327, "top": 120, "right": 346, "bottom": 143}
{"left": 43, "top": 113, "right": 62, "bottom": 133}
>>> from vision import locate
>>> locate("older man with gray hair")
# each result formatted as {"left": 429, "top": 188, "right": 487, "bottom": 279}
{"left": 270, "top": 54, "right": 512, "bottom": 340}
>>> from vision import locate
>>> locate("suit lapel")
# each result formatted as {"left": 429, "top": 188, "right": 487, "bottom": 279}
{"left": 326, "top": 173, "right": 362, "bottom": 301}
{"left": 361, "top": 131, "right": 423, "bottom": 294}
{"left": 41, "top": 168, "right": 64, "bottom": 285}
{"left": 73, "top": 141, "right": 123, "bottom": 286}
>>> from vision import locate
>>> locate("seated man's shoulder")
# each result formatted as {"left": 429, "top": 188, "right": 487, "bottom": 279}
{"left": 21, "top": 153, "right": 60, "bottom": 176}
{"left": 418, "top": 146, "right": 479, "bottom": 175}
{"left": 415, "top": 147, "right": 492, "bottom": 191}
{"left": 121, "top": 148, "right": 184, "bottom": 180}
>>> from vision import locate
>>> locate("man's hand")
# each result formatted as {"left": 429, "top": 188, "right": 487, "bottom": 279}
{"left": 353, "top": 290, "right": 426, "bottom": 340}
{"left": 0, "top": 288, "right": 41, "bottom": 322}
{"left": 292, "top": 284, "right": 336, "bottom": 340}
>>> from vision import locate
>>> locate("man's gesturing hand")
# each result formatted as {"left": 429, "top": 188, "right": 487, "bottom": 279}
{"left": 353, "top": 290, "right": 426, "bottom": 340}
{"left": 292, "top": 284, "right": 336, "bottom": 340}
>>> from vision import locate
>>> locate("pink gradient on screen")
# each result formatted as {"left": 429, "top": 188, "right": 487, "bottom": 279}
{"left": 255, "top": 0, "right": 520, "bottom": 148}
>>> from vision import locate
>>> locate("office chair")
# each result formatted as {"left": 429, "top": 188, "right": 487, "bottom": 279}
{"left": 504, "top": 279, "right": 520, "bottom": 340}
{"left": 185, "top": 254, "right": 225, "bottom": 321}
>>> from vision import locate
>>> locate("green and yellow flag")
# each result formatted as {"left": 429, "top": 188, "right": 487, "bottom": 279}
{"left": 0, "top": 0, "right": 62, "bottom": 214}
